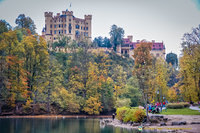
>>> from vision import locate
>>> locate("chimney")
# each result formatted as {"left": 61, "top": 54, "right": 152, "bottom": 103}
{"left": 127, "top": 35, "right": 133, "bottom": 42}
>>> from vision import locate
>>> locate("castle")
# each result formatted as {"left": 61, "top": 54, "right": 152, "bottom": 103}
{"left": 42, "top": 10, "right": 92, "bottom": 43}
{"left": 119, "top": 36, "right": 166, "bottom": 59}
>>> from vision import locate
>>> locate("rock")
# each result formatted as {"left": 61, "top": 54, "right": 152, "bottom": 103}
{"left": 104, "top": 119, "right": 112, "bottom": 123}
{"left": 180, "top": 121, "right": 187, "bottom": 125}
{"left": 163, "top": 118, "right": 168, "bottom": 122}
{"left": 138, "top": 106, "right": 144, "bottom": 110}
{"left": 144, "top": 123, "right": 151, "bottom": 126}
{"left": 152, "top": 115, "right": 164, "bottom": 119}
{"left": 150, "top": 118, "right": 159, "bottom": 123}
{"left": 172, "top": 121, "right": 187, "bottom": 126}
{"left": 172, "top": 122, "right": 180, "bottom": 125}
{"left": 191, "top": 122, "right": 200, "bottom": 124}
{"left": 160, "top": 122, "right": 167, "bottom": 126}
{"left": 132, "top": 123, "right": 140, "bottom": 126}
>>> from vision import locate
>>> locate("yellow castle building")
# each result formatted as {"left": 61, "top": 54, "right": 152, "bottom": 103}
{"left": 42, "top": 10, "right": 92, "bottom": 43}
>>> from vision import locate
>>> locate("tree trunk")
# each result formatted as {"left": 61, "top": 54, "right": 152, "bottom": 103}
{"left": 47, "top": 84, "right": 50, "bottom": 114}
{"left": 0, "top": 104, "right": 2, "bottom": 115}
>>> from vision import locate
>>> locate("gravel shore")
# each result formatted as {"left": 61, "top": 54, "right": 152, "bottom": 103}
{"left": 102, "top": 115, "right": 200, "bottom": 133}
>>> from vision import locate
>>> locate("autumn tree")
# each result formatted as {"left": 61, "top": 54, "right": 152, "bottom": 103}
{"left": 83, "top": 96, "right": 102, "bottom": 115}
{"left": 179, "top": 24, "right": 200, "bottom": 102}
{"left": 0, "top": 31, "right": 29, "bottom": 109}
{"left": 111, "top": 65, "right": 127, "bottom": 101}
{"left": 154, "top": 58, "right": 169, "bottom": 103}
{"left": 133, "top": 41, "right": 152, "bottom": 121}
{"left": 21, "top": 35, "right": 49, "bottom": 103}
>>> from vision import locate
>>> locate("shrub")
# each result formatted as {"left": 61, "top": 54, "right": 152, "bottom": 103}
{"left": 133, "top": 109, "right": 146, "bottom": 123}
{"left": 123, "top": 109, "right": 135, "bottom": 123}
{"left": 166, "top": 102, "right": 190, "bottom": 109}
{"left": 179, "top": 102, "right": 190, "bottom": 108}
{"left": 116, "top": 107, "right": 146, "bottom": 123}
{"left": 116, "top": 107, "right": 129, "bottom": 121}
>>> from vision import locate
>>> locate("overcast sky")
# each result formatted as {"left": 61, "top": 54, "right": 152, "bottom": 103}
{"left": 0, "top": 0, "right": 200, "bottom": 56}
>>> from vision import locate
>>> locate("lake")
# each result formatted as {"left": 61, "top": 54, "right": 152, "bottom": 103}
{"left": 0, "top": 118, "right": 150, "bottom": 133}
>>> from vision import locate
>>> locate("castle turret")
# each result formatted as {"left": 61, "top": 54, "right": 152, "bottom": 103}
{"left": 84, "top": 15, "right": 92, "bottom": 39}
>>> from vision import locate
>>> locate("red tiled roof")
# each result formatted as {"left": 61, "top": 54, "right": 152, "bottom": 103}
{"left": 123, "top": 38, "right": 165, "bottom": 50}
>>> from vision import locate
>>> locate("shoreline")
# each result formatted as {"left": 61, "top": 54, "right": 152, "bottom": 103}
{"left": 0, "top": 115, "right": 112, "bottom": 119}
{"left": 102, "top": 114, "right": 200, "bottom": 133}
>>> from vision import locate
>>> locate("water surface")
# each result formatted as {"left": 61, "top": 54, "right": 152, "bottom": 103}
{"left": 0, "top": 118, "right": 149, "bottom": 133}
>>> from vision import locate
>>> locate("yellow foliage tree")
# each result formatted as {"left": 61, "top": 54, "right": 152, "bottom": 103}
{"left": 167, "top": 87, "right": 178, "bottom": 102}
{"left": 83, "top": 96, "right": 102, "bottom": 115}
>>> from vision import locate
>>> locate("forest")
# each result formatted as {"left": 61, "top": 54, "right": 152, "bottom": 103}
{"left": 0, "top": 14, "right": 199, "bottom": 115}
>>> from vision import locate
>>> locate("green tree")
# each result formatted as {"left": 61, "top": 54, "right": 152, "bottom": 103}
{"left": 0, "top": 20, "right": 12, "bottom": 34}
{"left": 166, "top": 52, "right": 178, "bottom": 68}
{"left": 109, "top": 24, "right": 124, "bottom": 52}
{"left": 15, "top": 14, "right": 36, "bottom": 34}
{"left": 124, "top": 76, "right": 143, "bottom": 107}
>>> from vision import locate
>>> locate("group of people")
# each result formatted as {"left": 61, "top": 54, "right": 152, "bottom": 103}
{"left": 147, "top": 101, "right": 168, "bottom": 114}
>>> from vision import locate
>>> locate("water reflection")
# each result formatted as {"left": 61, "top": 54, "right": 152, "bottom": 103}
{"left": 0, "top": 118, "right": 150, "bottom": 133}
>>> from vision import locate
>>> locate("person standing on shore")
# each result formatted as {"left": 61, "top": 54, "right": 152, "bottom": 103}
{"left": 112, "top": 113, "right": 115, "bottom": 120}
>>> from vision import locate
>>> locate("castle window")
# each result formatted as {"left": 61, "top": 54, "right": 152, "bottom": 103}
{"left": 81, "top": 26, "right": 82, "bottom": 30}
{"left": 65, "top": 30, "right": 67, "bottom": 34}
{"left": 62, "top": 24, "right": 63, "bottom": 28}
{"left": 84, "top": 27, "right": 85, "bottom": 30}
{"left": 54, "top": 37, "right": 56, "bottom": 40}
{"left": 54, "top": 30, "right": 56, "bottom": 34}
{"left": 50, "top": 24, "right": 52, "bottom": 28}
{"left": 86, "top": 27, "right": 88, "bottom": 30}
{"left": 62, "top": 30, "right": 63, "bottom": 34}
{"left": 69, "top": 19, "right": 71, "bottom": 21}
{"left": 50, "top": 30, "right": 52, "bottom": 34}
{"left": 59, "top": 30, "right": 61, "bottom": 34}
{"left": 54, "top": 20, "right": 56, "bottom": 23}
{"left": 76, "top": 25, "right": 80, "bottom": 29}
{"left": 69, "top": 23, "right": 72, "bottom": 34}
{"left": 59, "top": 24, "right": 60, "bottom": 28}
{"left": 65, "top": 24, "right": 67, "bottom": 27}
{"left": 54, "top": 25, "right": 56, "bottom": 28}
{"left": 86, "top": 22, "right": 88, "bottom": 25}
{"left": 84, "top": 32, "right": 88, "bottom": 37}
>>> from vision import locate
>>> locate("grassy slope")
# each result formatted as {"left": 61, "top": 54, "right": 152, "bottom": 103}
{"left": 160, "top": 108, "right": 200, "bottom": 115}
